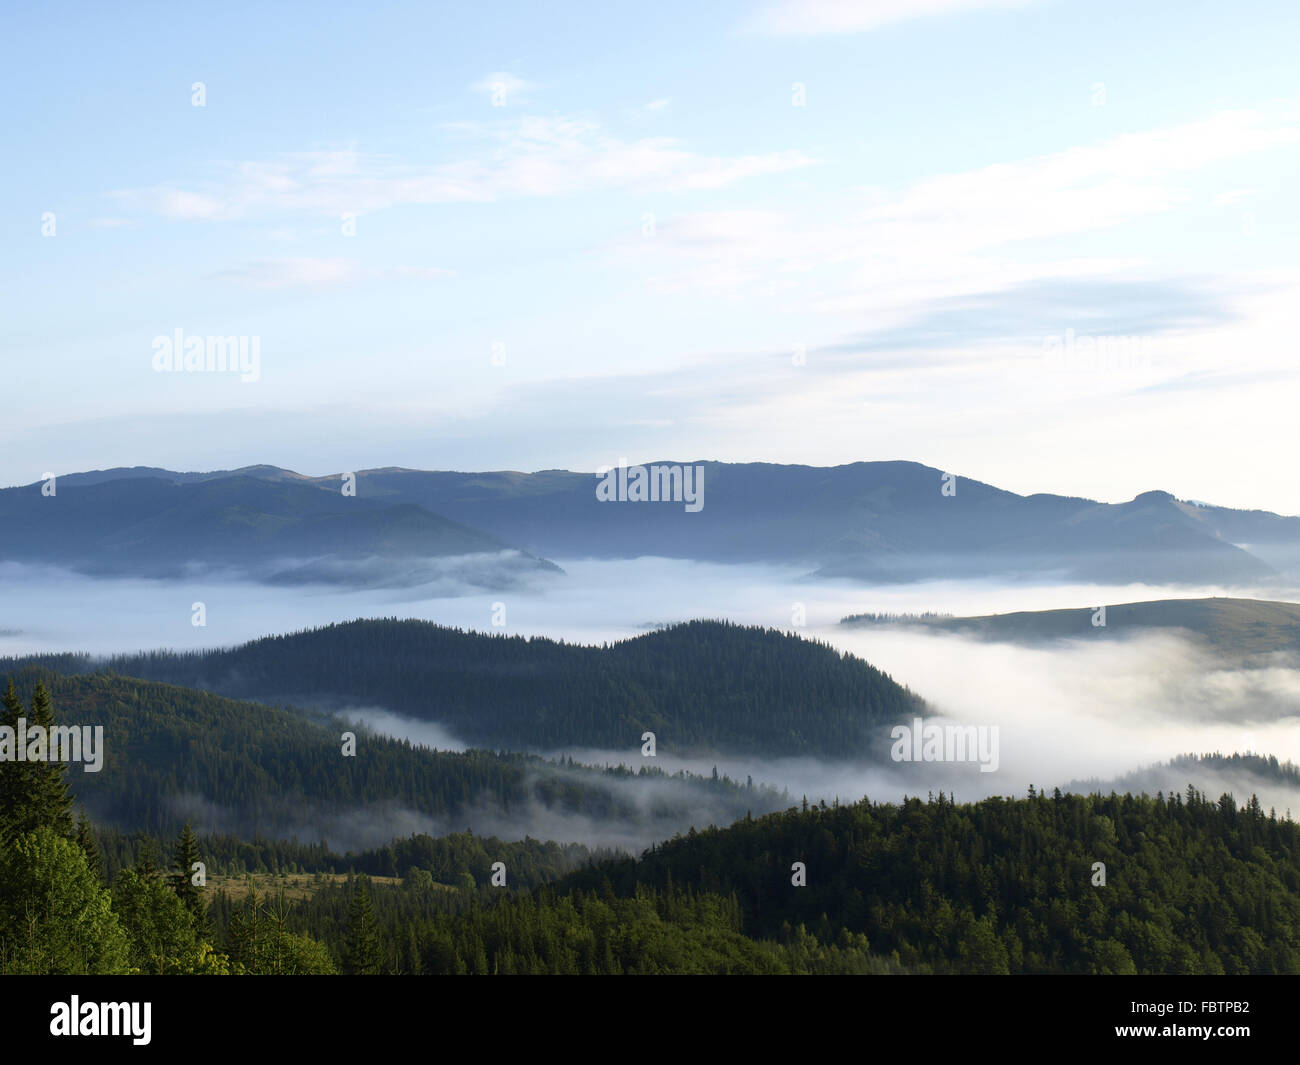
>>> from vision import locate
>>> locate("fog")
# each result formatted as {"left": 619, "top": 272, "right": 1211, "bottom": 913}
{"left": 5, "top": 556, "right": 1300, "bottom": 845}
{"left": 5, "top": 556, "right": 1297, "bottom": 655}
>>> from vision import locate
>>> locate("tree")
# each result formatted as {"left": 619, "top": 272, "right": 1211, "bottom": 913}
{"left": 75, "top": 807, "right": 103, "bottom": 884}
{"left": 135, "top": 839, "right": 161, "bottom": 880}
{"left": 171, "top": 821, "right": 205, "bottom": 924}
{"left": 226, "top": 880, "right": 261, "bottom": 973}
{"left": 0, "top": 681, "right": 74, "bottom": 845}
{"left": 28, "top": 682, "right": 74, "bottom": 838}
{"left": 0, "top": 679, "right": 30, "bottom": 847}
{"left": 342, "top": 877, "right": 383, "bottom": 974}
{"left": 0, "top": 827, "right": 129, "bottom": 974}
{"left": 112, "top": 867, "right": 206, "bottom": 974}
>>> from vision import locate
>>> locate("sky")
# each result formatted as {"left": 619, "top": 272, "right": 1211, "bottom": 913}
{"left": 3, "top": 0, "right": 1298, "bottom": 512}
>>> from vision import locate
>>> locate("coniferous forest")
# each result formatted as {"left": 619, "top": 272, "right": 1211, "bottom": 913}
{"left": 4, "top": 675, "right": 1300, "bottom": 976}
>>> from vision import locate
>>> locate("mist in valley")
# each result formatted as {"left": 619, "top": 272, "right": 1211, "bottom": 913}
{"left": 5, "top": 556, "right": 1300, "bottom": 847}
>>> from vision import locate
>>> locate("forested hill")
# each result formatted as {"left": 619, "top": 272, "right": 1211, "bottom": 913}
{"left": 21, "top": 618, "right": 925, "bottom": 758}
{"left": 1, "top": 669, "right": 787, "bottom": 845}
{"left": 841, "top": 596, "right": 1300, "bottom": 663}
{"left": 557, "top": 789, "right": 1300, "bottom": 974}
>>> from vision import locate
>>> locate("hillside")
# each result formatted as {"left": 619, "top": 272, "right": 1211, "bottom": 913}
{"left": 12, "top": 618, "right": 925, "bottom": 758}
{"left": 841, "top": 596, "right": 1300, "bottom": 662}
{"left": 176, "top": 788, "right": 1300, "bottom": 975}
{"left": 555, "top": 789, "right": 1300, "bottom": 974}
{"left": 0, "top": 669, "right": 786, "bottom": 845}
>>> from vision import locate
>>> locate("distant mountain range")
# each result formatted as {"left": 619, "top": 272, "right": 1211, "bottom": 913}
{"left": 4, "top": 460, "right": 1299, "bottom": 586}
{"left": 0, "top": 470, "right": 559, "bottom": 589}
{"left": 841, "top": 596, "right": 1300, "bottom": 663}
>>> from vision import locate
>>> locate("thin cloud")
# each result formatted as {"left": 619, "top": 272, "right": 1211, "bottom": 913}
{"left": 610, "top": 107, "right": 1299, "bottom": 320}
{"left": 111, "top": 119, "right": 815, "bottom": 220}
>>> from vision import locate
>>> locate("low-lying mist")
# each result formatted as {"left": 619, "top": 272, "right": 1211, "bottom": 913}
{"left": 4, "top": 555, "right": 1298, "bottom": 654}
{"left": 6, "top": 556, "right": 1300, "bottom": 846}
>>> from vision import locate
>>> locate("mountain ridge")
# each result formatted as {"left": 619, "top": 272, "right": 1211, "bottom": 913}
{"left": 5, "top": 460, "right": 1297, "bottom": 586}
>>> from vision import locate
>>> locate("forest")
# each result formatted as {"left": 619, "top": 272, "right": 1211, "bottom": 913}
{"left": 7, "top": 618, "right": 926, "bottom": 757}
{"left": 4, "top": 678, "right": 1299, "bottom": 975}
{"left": 0, "top": 667, "right": 786, "bottom": 839}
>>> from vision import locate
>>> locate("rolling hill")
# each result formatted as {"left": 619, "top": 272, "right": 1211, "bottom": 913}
{"left": 0, "top": 668, "right": 787, "bottom": 846}
{"left": 841, "top": 596, "right": 1300, "bottom": 662}
{"left": 8, "top": 618, "right": 927, "bottom": 758}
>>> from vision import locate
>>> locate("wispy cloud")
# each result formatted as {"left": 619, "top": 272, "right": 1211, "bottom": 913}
{"left": 611, "top": 107, "right": 1299, "bottom": 321}
{"left": 111, "top": 118, "right": 815, "bottom": 221}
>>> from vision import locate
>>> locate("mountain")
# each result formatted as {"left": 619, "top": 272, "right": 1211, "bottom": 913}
{"left": 0, "top": 473, "right": 560, "bottom": 589}
{"left": 292, "top": 463, "right": 1284, "bottom": 583}
{"left": 8, "top": 618, "right": 927, "bottom": 758}
{"left": 6, "top": 461, "right": 1291, "bottom": 585}
{"left": 841, "top": 596, "right": 1300, "bottom": 663}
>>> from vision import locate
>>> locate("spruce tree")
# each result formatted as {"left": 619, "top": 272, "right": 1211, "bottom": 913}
{"left": 0, "top": 680, "right": 73, "bottom": 844}
{"left": 29, "top": 682, "right": 74, "bottom": 838}
{"left": 342, "top": 877, "right": 383, "bottom": 975}
{"left": 135, "top": 839, "right": 161, "bottom": 880}
{"left": 227, "top": 881, "right": 261, "bottom": 974}
{"left": 0, "top": 679, "right": 28, "bottom": 846}
{"left": 75, "top": 807, "right": 103, "bottom": 884}
{"left": 171, "top": 822, "right": 205, "bottom": 923}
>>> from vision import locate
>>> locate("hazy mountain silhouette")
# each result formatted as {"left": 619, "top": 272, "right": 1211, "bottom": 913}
{"left": 3, "top": 460, "right": 1293, "bottom": 585}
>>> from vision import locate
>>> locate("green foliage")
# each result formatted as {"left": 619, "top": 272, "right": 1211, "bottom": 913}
{"left": 171, "top": 821, "right": 205, "bottom": 923}
{"left": 225, "top": 881, "right": 335, "bottom": 975}
{"left": 564, "top": 789, "right": 1300, "bottom": 974}
{"left": 75, "top": 806, "right": 103, "bottom": 883}
{"left": 2, "top": 669, "right": 784, "bottom": 839}
{"left": 342, "top": 877, "right": 383, "bottom": 974}
{"left": 111, "top": 867, "right": 211, "bottom": 974}
{"left": 0, "top": 827, "right": 129, "bottom": 974}
{"left": 0, "top": 679, "right": 74, "bottom": 845}
{"left": 28, "top": 682, "right": 74, "bottom": 837}
{"left": 32, "top": 617, "right": 923, "bottom": 756}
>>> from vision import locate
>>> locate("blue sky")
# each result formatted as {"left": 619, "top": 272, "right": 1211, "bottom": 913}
{"left": 3, "top": 0, "right": 1299, "bottom": 511}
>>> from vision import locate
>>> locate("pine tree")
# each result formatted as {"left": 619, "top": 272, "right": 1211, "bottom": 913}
{"left": 136, "top": 839, "right": 161, "bottom": 880}
{"left": 171, "top": 822, "right": 205, "bottom": 924}
{"left": 28, "top": 683, "right": 74, "bottom": 838}
{"left": 0, "top": 680, "right": 74, "bottom": 844}
{"left": 342, "top": 877, "right": 383, "bottom": 975}
{"left": 75, "top": 807, "right": 103, "bottom": 884}
{"left": 227, "top": 880, "right": 261, "bottom": 973}
{"left": 0, "top": 679, "right": 29, "bottom": 846}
